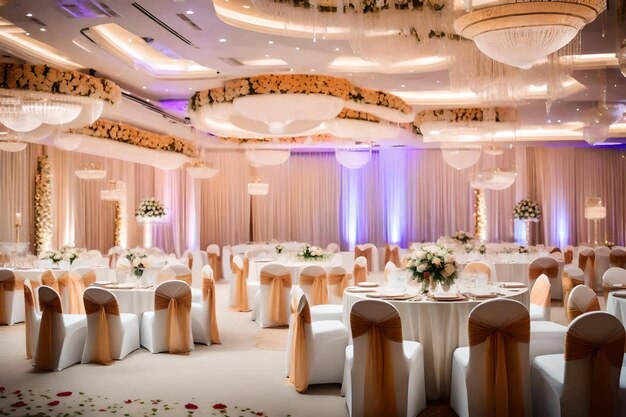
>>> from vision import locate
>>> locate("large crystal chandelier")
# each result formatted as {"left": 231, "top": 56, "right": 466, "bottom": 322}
{"left": 75, "top": 163, "right": 107, "bottom": 180}
{"left": 335, "top": 145, "right": 372, "bottom": 169}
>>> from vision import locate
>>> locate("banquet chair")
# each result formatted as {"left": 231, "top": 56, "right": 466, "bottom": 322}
{"left": 384, "top": 244, "right": 401, "bottom": 268}
{"left": 609, "top": 247, "right": 626, "bottom": 269}
{"left": 81, "top": 287, "right": 139, "bottom": 364}
{"left": 562, "top": 266, "right": 585, "bottom": 307}
{"left": 34, "top": 286, "right": 87, "bottom": 371}
{"left": 529, "top": 274, "right": 551, "bottom": 321}
{"left": 285, "top": 288, "right": 347, "bottom": 393}
{"left": 181, "top": 249, "right": 194, "bottom": 269}
{"left": 462, "top": 261, "right": 496, "bottom": 283}
{"left": 344, "top": 299, "right": 426, "bottom": 417}
{"left": 115, "top": 257, "right": 132, "bottom": 283}
{"left": 326, "top": 243, "right": 340, "bottom": 253}
{"left": 531, "top": 312, "right": 625, "bottom": 417}
{"left": 564, "top": 246, "right": 574, "bottom": 265}
{"left": 450, "top": 299, "right": 531, "bottom": 417}
{"left": 327, "top": 266, "right": 350, "bottom": 305}
{"left": 73, "top": 267, "right": 97, "bottom": 288}
{"left": 577, "top": 247, "right": 595, "bottom": 289}
{"left": 299, "top": 265, "right": 343, "bottom": 321}
{"left": 549, "top": 246, "right": 562, "bottom": 255}
{"left": 594, "top": 246, "right": 611, "bottom": 291}
{"left": 352, "top": 256, "right": 368, "bottom": 286}
{"left": 229, "top": 255, "right": 257, "bottom": 312}
{"left": 206, "top": 244, "right": 222, "bottom": 279}
{"left": 550, "top": 251, "right": 565, "bottom": 262}
{"left": 528, "top": 256, "right": 561, "bottom": 300}
{"left": 255, "top": 263, "right": 292, "bottom": 328}
{"left": 140, "top": 280, "right": 194, "bottom": 354}
{"left": 602, "top": 267, "right": 626, "bottom": 304}
{"left": 191, "top": 265, "right": 221, "bottom": 345}
{"left": 57, "top": 270, "right": 88, "bottom": 314}
{"left": 354, "top": 243, "right": 378, "bottom": 272}
{"left": 222, "top": 245, "right": 234, "bottom": 281}
{"left": 0, "top": 268, "right": 25, "bottom": 325}
{"left": 165, "top": 264, "right": 193, "bottom": 285}
{"left": 147, "top": 247, "right": 164, "bottom": 256}
{"left": 566, "top": 285, "right": 600, "bottom": 322}
{"left": 23, "top": 284, "right": 41, "bottom": 359}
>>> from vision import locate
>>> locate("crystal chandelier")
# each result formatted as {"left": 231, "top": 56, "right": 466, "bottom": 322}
{"left": 245, "top": 149, "right": 291, "bottom": 167}
{"left": 100, "top": 180, "right": 125, "bottom": 201}
{"left": 75, "top": 163, "right": 107, "bottom": 180}
{"left": 52, "top": 133, "right": 82, "bottom": 150}
{"left": 248, "top": 177, "right": 269, "bottom": 195}
{"left": 441, "top": 144, "right": 482, "bottom": 170}
{"left": 335, "top": 146, "right": 372, "bottom": 169}
{"left": 0, "top": 139, "right": 27, "bottom": 152}
{"left": 470, "top": 169, "right": 517, "bottom": 190}
{"left": 186, "top": 161, "right": 219, "bottom": 179}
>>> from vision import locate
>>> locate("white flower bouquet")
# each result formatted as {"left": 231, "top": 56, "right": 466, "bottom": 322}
{"left": 135, "top": 198, "right": 167, "bottom": 219}
{"left": 297, "top": 243, "right": 330, "bottom": 261}
{"left": 39, "top": 250, "right": 63, "bottom": 264}
{"left": 407, "top": 244, "right": 457, "bottom": 292}
{"left": 452, "top": 230, "right": 473, "bottom": 244}
{"left": 126, "top": 248, "right": 149, "bottom": 276}
{"left": 513, "top": 199, "right": 541, "bottom": 220}
{"left": 275, "top": 244, "right": 284, "bottom": 254}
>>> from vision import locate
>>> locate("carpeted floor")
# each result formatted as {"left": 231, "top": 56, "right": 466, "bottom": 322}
{"left": 0, "top": 281, "right": 589, "bottom": 417}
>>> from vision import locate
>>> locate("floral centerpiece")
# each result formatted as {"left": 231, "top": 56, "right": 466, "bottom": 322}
{"left": 38, "top": 246, "right": 82, "bottom": 265}
{"left": 135, "top": 198, "right": 167, "bottom": 220}
{"left": 407, "top": 244, "right": 457, "bottom": 292}
{"left": 275, "top": 244, "right": 284, "bottom": 254}
{"left": 452, "top": 230, "right": 473, "bottom": 244}
{"left": 126, "top": 248, "right": 149, "bottom": 277}
{"left": 478, "top": 244, "right": 487, "bottom": 255}
{"left": 39, "top": 250, "right": 64, "bottom": 265}
{"left": 518, "top": 246, "right": 529, "bottom": 254}
{"left": 513, "top": 199, "right": 541, "bottom": 220}
{"left": 297, "top": 244, "right": 330, "bottom": 261}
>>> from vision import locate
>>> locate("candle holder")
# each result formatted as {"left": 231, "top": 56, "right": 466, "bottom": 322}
{"left": 12, "top": 223, "right": 21, "bottom": 266}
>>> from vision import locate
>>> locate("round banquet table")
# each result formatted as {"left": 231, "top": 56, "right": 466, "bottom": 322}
{"left": 247, "top": 253, "right": 342, "bottom": 283}
{"left": 607, "top": 291, "right": 626, "bottom": 327}
{"left": 342, "top": 285, "right": 530, "bottom": 400}
{"left": 12, "top": 267, "right": 114, "bottom": 283}
{"left": 106, "top": 286, "right": 156, "bottom": 317}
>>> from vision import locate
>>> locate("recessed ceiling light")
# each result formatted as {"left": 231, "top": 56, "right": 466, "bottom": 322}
{"left": 25, "top": 32, "right": 30, "bottom": 36}
{"left": 265, "top": 54, "right": 269, "bottom": 57}
{"left": 310, "top": 69, "right": 315, "bottom": 72}
{"left": 146, "top": 99, "right": 150, "bottom": 102}
{"left": 576, "top": 108, "right": 580, "bottom": 111}
{"left": 547, "top": 120, "right": 551, "bottom": 123}
{"left": 401, "top": 84, "right": 405, "bottom": 88}
{"left": 26, "top": 13, "right": 32, "bottom": 17}
{"left": 218, "top": 38, "right": 227, "bottom": 43}
{"left": 242, "top": 4, "right": 250, "bottom": 8}
{"left": 557, "top": 119, "right": 561, "bottom": 123}
{"left": 40, "top": 27, "right": 46, "bottom": 32}
{"left": 142, "top": 86, "right": 146, "bottom": 89}
{"left": 185, "top": 10, "right": 194, "bottom": 15}
{"left": 436, "top": 80, "right": 440, "bottom": 84}
{"left": 295, "top": 47, "right": 300, "bottom": 51}
{"left": 268, "top": 40, "right": 274, "bottom": 44}
{"left": 335, "top": 47, "right": 340, "bottom": 51}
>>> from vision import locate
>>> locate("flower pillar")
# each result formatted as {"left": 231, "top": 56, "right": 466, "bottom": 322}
{"left": 114, "top": 202, "right": 122, "bottom": 247}
{"left": 34, "top": 155, "right": 53, "bottom": 255}
{"left": 473, "top": 188, "right": 487, "bottom": 242}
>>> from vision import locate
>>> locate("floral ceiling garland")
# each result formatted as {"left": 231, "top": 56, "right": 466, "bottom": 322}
{"left": 220, "top": 134, "right": 335, "bottom": 145}
{"left": 114, "top": 201, "right": 122, "bottom": 247}
{"left": 0, "top": 63, "right": 121, "bottom": 105}
{"left": 68, "top": 119, "right": 198, "bottom": 158}
{"left": 34, "top": 155, "right": 52, "bottom": 255}
{"left": 412, "top": 107, "right": 519, "bottom": 134}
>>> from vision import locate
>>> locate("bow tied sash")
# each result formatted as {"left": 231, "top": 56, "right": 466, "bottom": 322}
{"left": 530, "top": 276, "right": 551, "bottom": 308}
{"left": 353, "top": 264, "right": 367, "bottom": 286}
{"left": 81, "top": 271, "right": 97, "bottom": 288}
{"left": 528, "top": 263, "right": 559, "bottom": 281}
{"left": 57, "top": 271, "right": 87, "bottom": 314}
{"left": 328, "top": 273, "right": 350, "bottom": 299}
{"left": 609, "top": 252, "right": 626, "bottom": 269}
{"left": 350, "top": 311, "right": 403, "bottom": 417}
{"left": 231, "top": 262, "right": 250, "bottom": 312}
{"left": 201, "top": 275, "right": 221, "bottom": 344}
{"left": 207, "top": 252, "right": 222, "bottom": 280}
{"left": 562, "top": 271, "right": 584, "bottom": 307}
{"left": 564, "top": 249, "right": 574, "bottom": 265}
{"left": 23, "top": 285, "right": 35, "bottom": 359}
{"left": 176, "top": 273, "right": 192, "bottom": 285}
{"left": 578, "top": 252, "right": 596, "bottom": 288}
{"left": 0, "top": 276, "right": 23, "bottom": 324}
{"left": 260, "top": 272, "right": 292, "bottom": 325}
{"left": 354, "top": 247, "right": 373, "bottom": 272}
{"left": 384, "top": 245, "right": 401, "bottom": 268}
{"left": 288, "top": 296, "right": 312, "bottom": 393}
{"left": 567, "top": 296, "right": 601, "bottom": 322}
{"left": 41, "top": 270, "right": 59, "bottom": 293}
{"left": 565, "top": 326, "right": 625, "bottom": 416}
{"left": 84, "top": 294, "right": 120, "bottom": 365}
{"left": 468, "top": 315, "right": 530, "bottom": 417}
{"left": 34, "top": 295, "right": 63, "bottom": 370}
{"left": 299, "top": 273, "right": 328, "bottom": 305}
{"left": 154, "top": 290, "right": 192, "bottom": 354}
{"left": 465, "top": 263, "right": 492, "bottom": 280}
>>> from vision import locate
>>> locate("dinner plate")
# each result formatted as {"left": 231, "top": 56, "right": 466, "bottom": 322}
{"left": 357, "top": 282, "right": 380, "bottom": 288}
{"left": 345, "top": 287, "right": 377, "bottom": 293}
{"left": 501, "top": 282, "right": 526, "bottom": 288}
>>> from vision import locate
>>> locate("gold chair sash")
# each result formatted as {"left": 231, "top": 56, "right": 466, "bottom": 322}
{"left": 23, "top": 285, "right": 35, "bottom": 359}
{"left": 328, "top": 273, "right": 350, "bottom": 299}
{"left": 354, "top": 246, "right": 373, "bottom": 272}
{"left": 288, "top": 296, "right": 312, "bottom": 393}
{"left": 207, "top": 252, "right": 222, "bottom": 280}
{"left": 384, "top": 245, "right": 401, "bottom": 268}
{"left": 83, "top": 294, "right": 120, "bottom": 365}
{"left": 176, "top": 273, "right": 192, "bottom": 285}
{"left": 0, "top": 275, "right": 23, "bottom": 324}
{"left": 231, "top": 262, "right": 250, "bottom": 312}
{"left": 567, "top": 297, "right": 601, "bottom": 322}
{"left": 154, "top": 290, "right": 192, "bottom": 354}
{"left": 530, "top": 276, "right": 550, "bottom": 308}
{"left": 260, "top": 272, "right": 292, "bottom": 325}
{"left": 187, "top": 253, "right": 193, "bottom": 269}
{"left": 578, "top": 252, "right": 596, "bottom": 288}
{"left": 550, "top": 247, "right": 562, "bottom": 254}
{"left": 528, "top": 263, "right": 559, "bottom": 281}
{"left": 57, "top": 271, "right": 86, "bottom": 314}
{"left": 468, "top": 314, "right": 530, "bottom": 417}
{"left": 565, "top": 326, "right": 625, "bottom": 417}
{"left": 243, "top": 256, "right": 250, "bottom": 282}
{"left": 351, "top": 310, "right": 403, "bottom": 417}
{"left": 299, "top": 273, "right": 328, "bottom": 306}
{"left": 564, "top": 248, "right": 573, "bottom": 265}
{"left": 229, "top": 254, "right": 235, "bottom": 274}
{"left": 34, "top": 295, "right": 63, "bottom": 370}
{"left": 41, "top": 270, "right": 59, "bottom": 293}
{"left": 81, "top": 271, "right": 97, "bottom": 288}
{"left": 201, "top": 275, "right": 221, "bottom": 344}
{"left": 353, "top": 264, "right": 367, "bottom": 286}
{"left": 609, "top": 252, "right": 626, "bottom": 269}
{"left": 562, "top": 272, "right": 584, "bottom": 307}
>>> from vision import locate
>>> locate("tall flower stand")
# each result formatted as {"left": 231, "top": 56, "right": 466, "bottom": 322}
{"left": 524, "top": 218, "right": 539, "bottom": 247}
{"left": 136, "top": 216, "right": 164, "bottom": 249}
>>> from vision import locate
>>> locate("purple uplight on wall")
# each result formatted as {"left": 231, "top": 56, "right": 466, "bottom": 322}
{"left": 159, "top": 99, "right": 189, "bottom": 114}
{"left": 381, "top": 149, "right": 407, "bottom": 247}
{"left": 340, "top": 166, "right": 362, "bottom": 250}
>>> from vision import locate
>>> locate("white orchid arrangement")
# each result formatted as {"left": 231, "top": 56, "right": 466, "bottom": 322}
{"left": 39, "top": 246, "right": 83, "bottom": 265}
{"left": 407, "top": 244, "right": 457, "bottom": 292}
{"left": 297, "top": 243, "right": 329, "bottom": 260}
{"left": 135, "top": 198, "right": 167, "bottom": 219}
{"left": 513, "top": 199, "right": 541, "bottom": 220}
{"left": 125, "top": 248, "right": 150, "bottom": 276}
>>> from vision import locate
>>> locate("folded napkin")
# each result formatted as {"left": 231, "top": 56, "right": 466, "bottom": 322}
{"left": 501, "top": 282, "right": 526, "bottom": 288}
{"left": 366, "top": 293, "right": 413, "bottom": 301}
{"left": 470, "top": 293, "right": 498, "bottom": 299}
{"left": 345, "top": 287, "right": 377, "bottom": 293}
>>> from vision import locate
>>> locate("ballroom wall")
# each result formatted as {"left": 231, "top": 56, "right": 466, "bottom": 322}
{"left": 0, "top": 145, "right": 624, "bottom": 255}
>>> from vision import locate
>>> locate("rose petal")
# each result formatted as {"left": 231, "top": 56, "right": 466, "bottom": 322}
{"left": 47, "top": 400, "right": 60, "bottom": 406}
{"left": 212, "top": 403, "right": 227, "bottom": 410}
{"left": 185, "top": 403, "right": 198, "bottom": 410}
{"left": 124, "top": 400, "right": 132, "bottom": 404}
{"left": 0, "top": 387, "right": 5, "bottom": 392}
{"left": 12, "top": 390, "right": 21, "bottom": 395}
{"left": 256, "top": 413, "right": 265, "bottom": 416}
{"left": 57, "top": 391, "right": 72, "bottom": 397}
{"left": 10, "top": 401, "right": 27, "bottom": 407}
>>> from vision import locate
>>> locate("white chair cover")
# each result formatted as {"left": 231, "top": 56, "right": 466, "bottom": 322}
{"left": 0, "top": 268, "right": 25, "bottom": 325}
{"left": 354, "top": 243, "right": 379, "bottom": 272}
{"left": 567, "top": 285, "right": 600, "bottom": 322}
{"left": 255, "top": 263, "right": 292, "bottom": 328}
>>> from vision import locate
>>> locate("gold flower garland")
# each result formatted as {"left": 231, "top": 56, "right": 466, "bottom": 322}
{"left": 69, "top": 120, "right": 198, "bottom": 158}
{"left": 34, "top": 155, "right": 53, "bottom": 255}
{"left": 413, "top": 107, "right": 518, "bottom": 134}
{"left": 220, "top": 134, "right": 335, "bottom": 145}
{"left": 0, "top": 63, "right": 121, "bottom": 104}
{"left": 114, "top": 201, "right": 122, "bottom": 247}
{"left": 349, "top": 86, "right": 412, "bottom": 115}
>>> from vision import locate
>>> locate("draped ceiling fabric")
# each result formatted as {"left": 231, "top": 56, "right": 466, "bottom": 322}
{"left": 0, "top": 146, "right": 624, "bottom": 254}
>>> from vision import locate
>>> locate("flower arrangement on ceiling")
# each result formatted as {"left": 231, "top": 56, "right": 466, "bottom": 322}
{"left": 34, "top": 155, "right": 52, "bottom": 255}
{"left": 219, "top": 134, "right": 335, "bottom": 145}
{"left": 190, "top": 74, "right": 413, "bottom": 142}
{"left": 67, "top": 119, "right": 198, "bottom": 158}
{"left": 0, "top": 63, "right": 121, "bottom": 140}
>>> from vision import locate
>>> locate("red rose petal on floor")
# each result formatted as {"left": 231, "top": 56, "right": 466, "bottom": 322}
{"left": 124, "top": 400, "right": 132, "bottom": 404}
{"left": 212, "top": 403, "right": 227, "bottom": 410}
{"left": 185, "top": 403, "right": 198, "bottom": 410}
{"left": 99, "top": 409, "right": 106, "bottom": 412}
{"left": 256, "top": 413, "right": 265, "bottom": 416}
{"left": 12, "top": 390, "right": 21, "bottom": 395}
{"left": 57, "top": 391, "right": 72, "bottom": 397}
{"left": 0, "top": 387, "right": 5, "bottom": 392}
{"left": 10, "top": 401, "right": 27, "bottom": 407}
{"left": 47, "top": 401, "right": 60, "bottom": 406}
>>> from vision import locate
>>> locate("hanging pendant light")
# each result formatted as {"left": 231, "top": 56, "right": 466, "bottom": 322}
{"left": 75, "top": 163, "right": 107, "bottom": 180}
{"left": 335, "top": 146, "right": 372, "bottom": 169}
{"left": 247, "top": 177, "right": 269, "bottom": 195}
{"left": 441, "top": 144, "right": 482, "bottom": 170}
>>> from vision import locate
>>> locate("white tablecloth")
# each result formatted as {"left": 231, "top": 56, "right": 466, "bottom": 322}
{"left": 248, "top": 253, "right": 342, "bottom": 283}
{"left": 13, "top": 267, "right": 114, "bottom": 283}
{"left": 343, "top": 286, "right": 530, "bottom": 400}
{"left": 607, "top": 291, "right": 626, "bottom": 327}
{"left": 107, "top": 287, "right": 155, "bottom": 317}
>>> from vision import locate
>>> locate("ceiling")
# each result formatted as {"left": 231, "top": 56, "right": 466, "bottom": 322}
{"left": 0, "top": 0, "right": 624, "bottom": 150}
